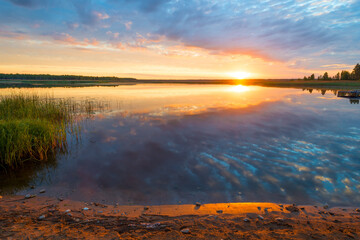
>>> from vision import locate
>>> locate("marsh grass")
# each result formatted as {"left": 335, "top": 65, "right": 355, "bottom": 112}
{"left": 0, "top": 94, "right": 89, "bottom": 169}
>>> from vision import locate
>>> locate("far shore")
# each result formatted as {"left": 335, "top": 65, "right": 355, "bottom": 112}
{"left": 1, "top": 78, "right": 360, "bottom": 89}
{"left": 1, "top": 195, "right": 359, "bottom": 239}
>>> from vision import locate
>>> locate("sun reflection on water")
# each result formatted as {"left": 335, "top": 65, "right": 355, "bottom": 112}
{"left": 229, "top": 84, "right": 250, "bottom": 93}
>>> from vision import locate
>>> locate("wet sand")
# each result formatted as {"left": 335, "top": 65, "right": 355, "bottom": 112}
{"left": 1, "top": 195, "right": 359, "bottom": 239}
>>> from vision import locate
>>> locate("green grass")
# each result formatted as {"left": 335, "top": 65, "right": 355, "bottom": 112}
{"left": 0, "top": 94, "right": 82, "bottom": 169}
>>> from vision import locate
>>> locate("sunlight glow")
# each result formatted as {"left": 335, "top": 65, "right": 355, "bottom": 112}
{"left": 228, "top": 71, "right": 252, "bottom": 79}
{"left": 229, "top": 84, "right": 250, "bottom": 93}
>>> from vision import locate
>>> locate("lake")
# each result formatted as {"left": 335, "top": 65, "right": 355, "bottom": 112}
{"left": 0, "top": 84, "right": 359, "bottom": 206}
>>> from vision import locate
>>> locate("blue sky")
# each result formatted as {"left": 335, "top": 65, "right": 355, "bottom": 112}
{"left": 0, "top": 0, "right": 359, "bottom": 78}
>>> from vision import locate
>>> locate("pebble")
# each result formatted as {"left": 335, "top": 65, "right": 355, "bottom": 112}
{"left": 83, "top": 207, "right": 90, "bottom": 211}
{"left": 39, "top": 189, "right": 46, "bottom": 194}
{"left": 257, "top": 215, "right": 264, "bottom": 220}
{"left": 144, "top": 207, "right": 149, "bottom": 210}
{"left": 181, "top": 228, "right": 191, "bottom": 234}
{"left": 65, "top": 209, "right": 71, "bottom": 213}
{"left": 141, "top": 222, "right": 161, "bottom": 229}
{"left": 285, "top": 205, "right": 299, "bottom": 213}
{"left": 216, "top": 210, "right": 223, "bottom": 214}
{"left": 67, "top": 213, "right": 72, "bottom": 216}
{"left": 38, "top": 215, "right": 45, "bottom": 220}
{"left": 275, "top": 218, "right": 284, "bottom": 222}
{"left": 25, "top": 194, "right": 35, "bottom": 199}
{"left": 356, "top": 209, "right": 360, "bottom": 213}
{"left": 243, "top": 218, "right": 250, "bottom": 222}
{"left": 58, "top": 197, "right": 64, "bottom": 201}
{"left": 279, "top": 204, "right": 284, "bottom": 208}
{"left": 323, "top": 205, "right": 329, "bottom": 209}
{"left": 195, "top": 202, "right": 201, "bottom": 207}
{"left": 257, "top": 207, "right": 261, "bottom": 211}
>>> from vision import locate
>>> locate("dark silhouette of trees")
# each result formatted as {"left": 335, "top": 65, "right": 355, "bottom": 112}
{"left": 303, "top": 63, "right": 360, "bottom": 81}
{"left": 341, "top": 70, "right": 351, "bottom": 80}
{"left": 323, "top": 72, "right": 329, "bottom": 80}
{"left": 353, "top": 63, "right": 360, "bottom": 80}
{"left": 0, "top": 74, "right": 136, "bottom": 81}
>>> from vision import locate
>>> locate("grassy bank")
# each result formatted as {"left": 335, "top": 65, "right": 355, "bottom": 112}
{"left": 0, "top": 94, "right": 81, "bottom": 169}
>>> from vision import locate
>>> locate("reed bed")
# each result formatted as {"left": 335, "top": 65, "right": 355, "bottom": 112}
{"left": 0, "top": 94, "right": 88, "bottom": 169}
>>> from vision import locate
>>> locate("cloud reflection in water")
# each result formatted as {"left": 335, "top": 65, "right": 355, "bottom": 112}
{"left": 29, "top": 94, "right": 360, "bottom": 206}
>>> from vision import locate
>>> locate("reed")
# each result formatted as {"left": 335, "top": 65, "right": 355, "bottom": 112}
{"left": 0, "top": 94, "right": 83, "bottom": 169}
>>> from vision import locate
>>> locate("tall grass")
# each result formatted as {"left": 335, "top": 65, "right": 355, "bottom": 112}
{"left": 0, "top": 94, "right": 85, "bottom": 169}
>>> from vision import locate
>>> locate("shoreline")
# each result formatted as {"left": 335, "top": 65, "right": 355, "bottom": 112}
{"left": 1, "top": 195, "right": 359, "bottom": 239}
{"left": 1, "top": 79, "right": 360, "bottom": 90}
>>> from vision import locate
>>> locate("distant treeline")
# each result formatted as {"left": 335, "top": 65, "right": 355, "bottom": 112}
{"left": 0, "top": 73, "right": 137, "bottom": 81}
{"left": 303, "top": 63, "right": 360, "bottom": 81}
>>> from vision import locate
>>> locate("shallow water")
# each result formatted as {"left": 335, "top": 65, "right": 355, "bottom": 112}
{"left": 1, "top": 84, "right": 359, "bottom": 206}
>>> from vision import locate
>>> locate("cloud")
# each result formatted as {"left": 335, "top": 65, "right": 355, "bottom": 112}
{"left": 52, "top": 32, "right": 78, "bottom": 45}
{"left": 118, "top": 0, "right": 171, "bottom": 13}
{"left": 93, "top": 11, "right": 109, "bottom": 20}
{"left": 106, "top": 31, "right": 120, "bottom": 40}
{"left": 124, "top": 21, "right": 132, "bottom": 30}
{"left": 0, "top": 29, "right": 28, "bottom": 40}
{"left": 52, "top": 32, "right": 99, "bottom": 47}
{"left": 73, "top": 0, "right": 109, "bottom": 26}
{"left": 5, "top": 0, "right": 49, "bottom": 8}
{"left": 1, "top": 0, "right": 359, "bottom": 70}
{"left": 66, "top": 22, "right": 79, "bottom": 30}
{"left": 147, "top": 1, "right": 346, "bottom": 62}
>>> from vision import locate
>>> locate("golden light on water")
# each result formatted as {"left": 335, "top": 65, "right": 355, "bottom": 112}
{"left": 228, "top": 71, "right": 252, "bottom": 79}
{"left": 229, "top": 84, "right": 250, "bottom": 93}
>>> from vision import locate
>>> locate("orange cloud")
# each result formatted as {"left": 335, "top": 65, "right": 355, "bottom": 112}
{"left": 0, "top": 30, "right": 28, "bottom": 40}
{"left": 52, "top": 33, "right": 99, "bottom": 47}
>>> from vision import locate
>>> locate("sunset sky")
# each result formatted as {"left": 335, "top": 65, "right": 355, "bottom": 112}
{"left": 0, "top": 0, "right": 359, "bottom": 79}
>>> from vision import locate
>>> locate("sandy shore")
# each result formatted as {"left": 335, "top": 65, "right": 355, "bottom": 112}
{"left": 0, "top": 195, "right": 359, "bottom": 239}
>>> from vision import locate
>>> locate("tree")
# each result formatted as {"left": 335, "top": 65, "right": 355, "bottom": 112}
{"left": 353, "top": 63, "right": 360, "bottom": 80}
{"left": 310, "top": 74, "right": 315, "bottom": 80}
{"left": 333, "top": 72, "right": 340, "bottom": 80}
{"left": 323, "top": 72, "right": 329, "bottom": 80}
{"left": 341, "top": 70, "right": 351, "bottom": 80}
{"left": 351, "top": 71, "right": 356, "bottom": 80}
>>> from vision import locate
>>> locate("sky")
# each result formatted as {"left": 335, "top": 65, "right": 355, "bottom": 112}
{"left": 0, "top": 0, "right": 359, "bottom": 79}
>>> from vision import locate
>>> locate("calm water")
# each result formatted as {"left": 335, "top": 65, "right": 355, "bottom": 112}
{"left": 1, "top": 84, "right": 359, "bottom": 206}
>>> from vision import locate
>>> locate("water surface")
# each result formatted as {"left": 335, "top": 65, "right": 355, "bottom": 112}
{"left": 0, "top": 85, "right": 359, "bottom": 206}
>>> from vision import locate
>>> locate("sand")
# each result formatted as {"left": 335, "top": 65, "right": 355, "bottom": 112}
{"left": 0, "top": 195, "right": 359, "bottom": 239}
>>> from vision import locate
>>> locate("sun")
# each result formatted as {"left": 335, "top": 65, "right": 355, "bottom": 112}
{"left": 228, "top": 71, "right": 252, "bottom": 80}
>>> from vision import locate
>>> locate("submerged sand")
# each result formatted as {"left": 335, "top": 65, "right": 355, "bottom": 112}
{"left": 0, "top": 195, "right": 359, "bottom": 239}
